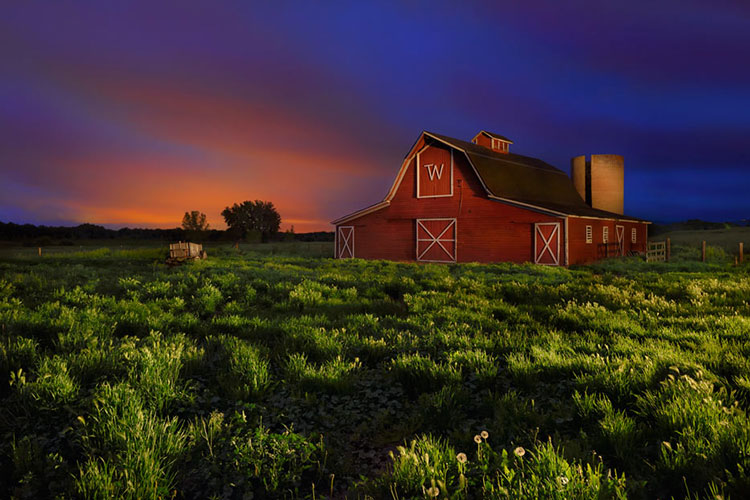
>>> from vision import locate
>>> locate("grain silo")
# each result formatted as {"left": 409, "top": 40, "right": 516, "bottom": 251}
{"left": 570, "top": 154, "right": 624, "bottom": 215}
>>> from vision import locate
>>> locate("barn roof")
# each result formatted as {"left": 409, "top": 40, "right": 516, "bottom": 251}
{"left": 476, "top": 130, "right": 513, "bottom": 143}
{"left": 425, "top": 132, "right": 648, "bottom": 222}
{"left": 331, "top": 130, "right": 649, "bottom": 225}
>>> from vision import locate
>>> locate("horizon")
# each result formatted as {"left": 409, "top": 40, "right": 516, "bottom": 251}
{"left": 2, "top": 2, "right": 749, "bottom": 231}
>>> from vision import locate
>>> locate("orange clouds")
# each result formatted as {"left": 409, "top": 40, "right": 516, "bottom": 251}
{"left": 5, "top": 67, "right": 396, "bottom": 232}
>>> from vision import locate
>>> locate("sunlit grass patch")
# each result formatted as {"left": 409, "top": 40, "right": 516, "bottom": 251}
{"left": 368, "top": 434, "right": 627, "bottom": 499}
{"left": 637, "top": 371, "right": 750, "bottom": 493}
{"left": 285, "top": 353, "right": 361, "bottom": 393}
{"left": 13, "top": 355, "right": 79, "bottom": 410}
{"left": 390, "top": 352, "right": 462, "bottom": 395}
{"left": 76, "top": 382, "right": 187, "bottom": 499}
{"left": 198, "top": 334, "right": 271, "bottom": 400}
{"left": 181, "top": 411, "right": 326, "bottom": 498}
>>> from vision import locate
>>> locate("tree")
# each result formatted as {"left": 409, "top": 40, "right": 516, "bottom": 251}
{"left": 182, "top": 211, "right": 210, "bottom": 232}
{"left": 221, "top": 200, "right": 281, "bottom": 242}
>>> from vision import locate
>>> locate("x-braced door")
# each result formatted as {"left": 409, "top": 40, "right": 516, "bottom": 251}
{"left": 616, "top": 225, "right": 625, "bottom": 256}
{"left": 337, "top": 226, "right": 354, "bottom": 258}
{"left": 416, "top": 218, "right": 456, "bottom": 262}
{"left": 534, "top": 222, "right": 561, "bottom": 265}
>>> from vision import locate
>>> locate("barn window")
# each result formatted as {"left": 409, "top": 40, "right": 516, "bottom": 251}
{"left": 631, "top": 228, "right": 637, "bottom": 243}
{"left": 585, "top": 225, "right": 592, "bottom": 244}
{"left": 603, "top": 226, "right": 609, "bottom": 243}
{"left": 491, "top": 138, "right": 508, "bottom": 152}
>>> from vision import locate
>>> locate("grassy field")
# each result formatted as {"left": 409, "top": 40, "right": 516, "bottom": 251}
{"left": 652, "top": 226, "right": 750, "bottom": 257}
{"left": 1, "top": 242, "right": 749, "bottom": 499}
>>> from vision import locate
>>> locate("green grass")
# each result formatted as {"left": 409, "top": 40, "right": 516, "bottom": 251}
{"left": 1, "top": 241, "right": 749, "bottom": 498}
{"left": 653, "top": 226, "right": 750, "bottom": 256}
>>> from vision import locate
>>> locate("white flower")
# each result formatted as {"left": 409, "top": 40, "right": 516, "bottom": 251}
{"left": 480, "top": 430, "right": 489, "bottom": 440}
{"left": 513, "top": 446, "right": 526, "bottom": 457}
{"left": 474, "top": 435, "right": 482, "bottom": 444}
{"left": 557, "top": 476, "right": 569, "bottom": 486}
{"left": 456, "top": 452, "right": 468, "bottom": 463}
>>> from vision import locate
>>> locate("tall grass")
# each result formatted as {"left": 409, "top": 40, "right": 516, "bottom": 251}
{"left": 1, "top": 245, "right": 748, "bottom": 498}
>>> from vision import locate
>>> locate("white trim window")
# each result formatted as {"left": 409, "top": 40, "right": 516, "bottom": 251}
{"left": 585, "top": 225, "right": 593, "bottom": 244}
{"left": 603, "top": 226, "right": 609, "bottom": 243}
{"left": 491, "top": 138, "right": 508, "bottom": 152}
{"left": 416, "top": 148, "right": 454, "bottom": 199}
{"left": 631, "top": 228, "right": 637, "bottom": 243}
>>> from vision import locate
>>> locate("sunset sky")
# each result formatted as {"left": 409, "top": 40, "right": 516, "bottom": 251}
{"left": 2, "top": 1, "right": 749, "bottom": 231}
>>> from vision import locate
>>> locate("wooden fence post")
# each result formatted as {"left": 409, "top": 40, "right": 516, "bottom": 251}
{"left": 666, "top": 238, "right": 671, "bottom": 262}
{"left": 702, "top": 240, "right": 706, "bottom": 262}
{"left": 740, "top": 242, "right": 744, "bottom": 264}
{"left": 38, "top": 247, "right": 42, "bottom": 257}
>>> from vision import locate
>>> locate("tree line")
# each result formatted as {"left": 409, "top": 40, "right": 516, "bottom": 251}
{"left": 0, "top": 200, "right": 333, "bottom": 244}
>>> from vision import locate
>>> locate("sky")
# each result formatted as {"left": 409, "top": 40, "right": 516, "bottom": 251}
{"left": 1, "top": 1, "right": 749, "bottom": 231}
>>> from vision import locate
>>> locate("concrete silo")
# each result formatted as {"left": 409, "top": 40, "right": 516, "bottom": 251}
{"left": 570, "top": 154, "right": 624, "bottom": 215}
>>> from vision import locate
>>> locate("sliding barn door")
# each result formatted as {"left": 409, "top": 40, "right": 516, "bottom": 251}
{"left": 336, "top": 226, "right": 354, "bottom": 259}
{"left": 534, "top": 222, "right": 561, "bottom": 265}
{"left": 416, "top": 218, "right": 456, "bottom": 263}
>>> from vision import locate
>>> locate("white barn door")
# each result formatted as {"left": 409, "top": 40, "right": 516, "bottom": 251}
{"left": 416, "top": 218, "right": 456, "bottom": 262}
{"left": 336, "top": 226, "right": 354, "bottom": 259}
{"left": 616, "top": 225, "right": 625, "bottom": 256}
{"left": 534, "top": 222, "right": 561, "bottom": 265}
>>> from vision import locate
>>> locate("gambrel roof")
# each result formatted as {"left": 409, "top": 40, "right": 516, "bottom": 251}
{"left": 426, "top": 132, "right": 647, "bottom": 222}
{"left": 332, "top": 130, "right": 648, "bottom": 225}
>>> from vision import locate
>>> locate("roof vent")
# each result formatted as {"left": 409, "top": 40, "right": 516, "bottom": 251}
{"left": 471, "top": 130, "right": 513, "bottom": 154}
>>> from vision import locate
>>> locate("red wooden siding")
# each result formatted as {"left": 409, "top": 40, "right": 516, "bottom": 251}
{"left": 473, "top": 133, "right": 509, "bottom": 154}
{"left": 566, "top": 217, "right": 648, "bottom": 265}
{"left": 474, "top": 134, "right": 492, "bottom": 149}
{"left": 336, "top": 150, "right": 564, "bottom": 263}
{"left": 417, "top": 145, "right": 452, "bottom": 198}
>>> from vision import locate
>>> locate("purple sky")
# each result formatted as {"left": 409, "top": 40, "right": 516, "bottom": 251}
{"left": 1, "top": 1, "right": 749, "bottom": 230}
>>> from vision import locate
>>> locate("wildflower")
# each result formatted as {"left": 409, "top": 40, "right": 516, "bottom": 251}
{"left": 474, "top": 435, "right": 482, "bottom": 444}
{"left": 456, "top": 452, "right": 467, "bottom": 464}
{"left": 557, "top": 476, "right": 569, "bottom": 486}
{"left": 480, "top": 430, "right": 489, "bottom": 440}
{"left": 426, "top": 486, "right": 440, "bottom": 497}
{"left": 514, "top": 446, "right": 525, "bottom": 457}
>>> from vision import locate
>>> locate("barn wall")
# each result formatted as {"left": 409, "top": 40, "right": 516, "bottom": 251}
{"left": 338, "top": 143, "right": 564, "bottom": 263}
{"left": 567, "top": 217, "right": 648, "bottom": 265}
{"left": 474, "top": 134, "right": 492, "bottom": 149}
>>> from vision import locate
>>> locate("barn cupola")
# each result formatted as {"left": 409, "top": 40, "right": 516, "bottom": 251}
{"left": 471, "top": 130, "right": 513, "bottom": 154}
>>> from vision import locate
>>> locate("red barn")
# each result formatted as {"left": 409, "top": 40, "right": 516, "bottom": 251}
{"left": 332, "top": 130, "right": 649, "bottom": 265}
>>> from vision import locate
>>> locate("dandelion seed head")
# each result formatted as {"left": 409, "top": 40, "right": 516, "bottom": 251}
{"left": 474, "top": 435, "right": 482, "bottom": 444}
{"left": 456, "top": 452, "right": 467, "bottom": 463}
{"left": 514, "top": 446, "right": 525, "bottom": 457}
{"left": 480, "top": 430, "right": 489, "bottom": 439}
{"left": 558, "top": 476, "right": 569, "bottom": 486}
